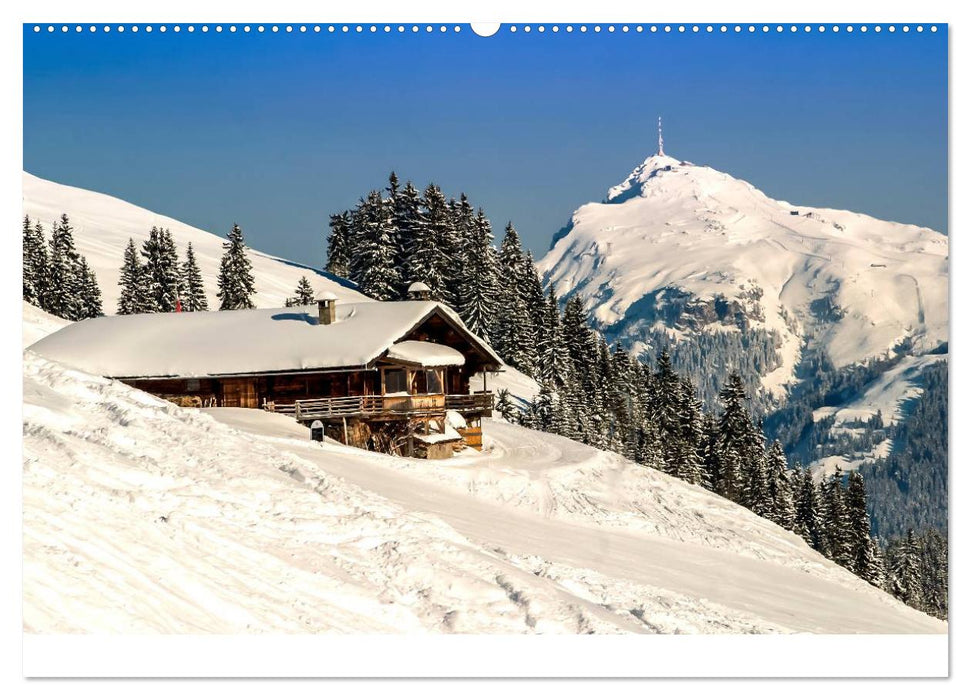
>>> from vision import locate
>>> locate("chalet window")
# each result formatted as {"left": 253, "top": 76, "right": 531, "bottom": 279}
{"left": 384, "top": 368, "right": 408, "bottom": 394}
{"left": 186, "top": 379, "right": 200, "bottom": 391}
{"left": 426, "top": 369, "right": 444, "bottom": 394}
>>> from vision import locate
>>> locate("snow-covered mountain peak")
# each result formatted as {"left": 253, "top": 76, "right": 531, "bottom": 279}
{"left": 540, "top": 152, "right": 948, "bottom": 400}
{"left": 606, "top": 153, "right": 689, "bottom": 203}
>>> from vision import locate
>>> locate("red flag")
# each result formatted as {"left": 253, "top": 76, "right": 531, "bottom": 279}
{"left": 175, "top": 298, "right": 183, "bottom": 313}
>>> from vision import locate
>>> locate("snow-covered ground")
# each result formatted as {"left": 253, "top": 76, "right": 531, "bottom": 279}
{"left": 23, "top": 171, "right": 368, "bottom": 312}
{"left": 538, "top": 153, "right": 948, "bottom": 397}
{"left": 22, "top": 301, "right": 69, "bottom": 349}
{"left": 22, "top": 304, "right": 943, "bottom": 634}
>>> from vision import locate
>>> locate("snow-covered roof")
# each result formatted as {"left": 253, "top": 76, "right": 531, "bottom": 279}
{"left": 407, "top": 282, "right": 431, "bottom": 293}
{"left": 385, "top": 340, "right": 465, "bottom": 367}
{"left": 28, "top": 300, "right": 502, "bottom": 379}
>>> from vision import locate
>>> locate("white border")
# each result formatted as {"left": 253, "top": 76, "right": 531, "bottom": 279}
{"left": 5, "top": 0, "right": 962, "bottom": 689}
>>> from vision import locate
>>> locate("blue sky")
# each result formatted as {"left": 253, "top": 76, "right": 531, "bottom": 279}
{"left": 23, "top": 24, "right": 947, "bottom": 264}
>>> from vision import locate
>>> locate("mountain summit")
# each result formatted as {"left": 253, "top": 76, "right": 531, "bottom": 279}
{"left": 538, "top": 152, "right": 948, "bottom": 402}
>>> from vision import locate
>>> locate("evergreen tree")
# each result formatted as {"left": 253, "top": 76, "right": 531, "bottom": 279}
{"left": 794, "top": 468, "right": 824, "bottom": 551}
{"left": 75, "top": 257, "right": 103, "bottom": 319}
{"left": 47, "top": 214, "right": 82, "bottom": 319}
{"left": 351, "top": 191, "right": 400, "bottom": 301}
{"left": 766, "top": 441, "right": 796, "bottom": 529}
{"left": 142, "top": 226, "right": 181, "bottom": 312}
{"left": 326, "top": 211, "right": 352, "bottom": 279}
{"left": 715, "top": 374, "right": 758, "bottom": 502}
{"left": 494, "top": 388, "right": 517, "bottom": 423}
{"left": 845, "top": 471, "right": 881, "bottom": 584}
{"left": 444, "top": 193, "right": 475, "bottom": 307}
{"left": 536, "top": 284, "right": 571, "bottom": 388}
{"left": 456, "top": 208, "right": 500, "bottom": 338}
{"left": 739, "top": 424, "right": 769, "bottom": 513}
{"left": 822, "top": 468, "right": 853, "bottom": 568}
{"left": 532, "top": 383, "right": 556, "bottom": 432}
{"left": 29, "top": 221, "right": 50, "bottom": 309}
{"left": 397, "top": 182, "right": 444, "bottom": 298}
{"left": 887, "top": 530, "right": 924, "bottom": 610}
{"left": 493, "top": 223, "right": 538, "bottom": 373}
{"left": 217, "top": 223, "right": 257, "bottom": 310}
{"left": 22, "top": 216, "right": 48, "bottom": 305}
{"left": 286, "top": 276, "right": 316, "bottom": 307}
{"left": 117, "top": 238, "right": 153, "bottom": 314}
{"left": 181, "top": 242, "right": 209, "bottom": 312}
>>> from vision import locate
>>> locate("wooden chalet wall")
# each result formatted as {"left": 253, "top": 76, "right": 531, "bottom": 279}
{"left": 122, "top": 307, "right": 497, "bottom": 415}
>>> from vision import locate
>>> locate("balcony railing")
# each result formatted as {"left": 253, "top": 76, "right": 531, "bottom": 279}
{"left": 265, "top": 391, "right": 493, "bottom": 421}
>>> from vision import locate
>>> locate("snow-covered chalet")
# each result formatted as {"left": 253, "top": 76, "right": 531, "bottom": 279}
{"left": 29, "top": 286, "right": 502, "bottom": 458}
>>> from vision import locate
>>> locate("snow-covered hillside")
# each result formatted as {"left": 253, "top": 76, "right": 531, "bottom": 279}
{"left": 22, "top": 172, "right": 368, "bottom": 312}
{"left": 22, "top": 307, "right": 943, "bottom": 634}
{"left": 538, "top": 153, "right": 948, "bottom": 400}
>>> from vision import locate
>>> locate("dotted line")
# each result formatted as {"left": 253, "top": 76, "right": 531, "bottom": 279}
{"left": 31, "top": 24, "right": 939, "bottom": 35}
{"left": 31, "top": 24, "right": 466, "bottom": 34}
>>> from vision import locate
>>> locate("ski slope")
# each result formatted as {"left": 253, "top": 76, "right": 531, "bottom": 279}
{"left": 22, "top": 305, "right": 944, "bottom": 634}
{"left": 539, "top": 153, "right": 948, "bottom": 397}
{"left": 22, "top": 172, "right": 368, "bottom": 312}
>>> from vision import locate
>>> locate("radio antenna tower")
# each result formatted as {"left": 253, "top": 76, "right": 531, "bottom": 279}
{"left": 657, "top": 116, "right": 665, "bottom": 156}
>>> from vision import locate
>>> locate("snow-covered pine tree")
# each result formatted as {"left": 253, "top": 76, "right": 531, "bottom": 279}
{"left": 699, "top": 413, "right": 720, "bottom": 492}
{"left": 535, "top": 284, "right": 570, "bottom": 389}
{"left": 217, "top": 223, "right": 257, "bottom": 310}
{"left": 456, "top": 208, "right": 500, "bottom": 339}
{"left": 75, "top": 257, "right": 103, "bottom": 319}
{"left": 352, "top": 191, "right": 400, "bottom": 301}
{"left": 22, "top": 216, "right": 48, "bottom": 305}
{"left": 766, "top": 441, "right": 796, "bottom": 529}
{"left": 141, "top": 226, "right": 181, "bottom": 312}
{"left": 285, "top": 276, "right": 316, "bottom": 307}
{"left": 846, "top": 471, "right": 881, "bottom": 584}
{"left": 743, "top": 449, "right": 773, "bottom": 518}
{"left": 494, "top": 388, "right": 517, "bottom": 423}
{"left": 181, "top": 242, "right": 208, "bottom": 312}
{"left": 715, "top": 373, "right": 759, "bottom": 502}
{"left": 493, "top": 223, "right": 538, "bottom": 373}
{"left": 28, "top": 220, "right": 50, "bottom": 310}
{"left": 673, "top": 376, "right": 705, "bottom": 485}
{"left": 560, "top": 295, "right": 597, "bottom": 384}
{"left": 396, "top": 181, "right": 444, "bottom": 299}
{"left": 650, "top": 352, "right": 685, "bottom": 477}
{"left": 794, "top": 467, "right": 824, "bottom": 550}
{"left": 443, "top": 192, "right": 475, "bottom": 308}
{"left": 886, "top": 530, "right": 924, "bottom": 610}
{"left": 326, "top": 211, "right": 352, "bottom": 279}
{"left": 45, "top": 214, "right": 85, "bottom": 319}
{"left": 822, "top": 467, "right": 853, "bottom": 568}
{"left": 532, "top": 383, "right": 556, "bottom": 432}
{"left": 118, "top": 238, "right": 152, "bottom": 315}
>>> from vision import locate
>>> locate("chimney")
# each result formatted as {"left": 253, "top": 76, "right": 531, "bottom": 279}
{"left": 407, "top": 281, "right": 431, "bottom": 301}
{"left": 317, "top": 292, "right": 338, "bottom": 325}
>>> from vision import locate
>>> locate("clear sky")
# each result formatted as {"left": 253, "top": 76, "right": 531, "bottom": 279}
{"left": 23, "top": 24, "right": 947, "bottom": 265}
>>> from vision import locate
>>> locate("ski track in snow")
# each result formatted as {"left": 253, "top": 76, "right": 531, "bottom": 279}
{"left": 22, "top": 302, "right": 945, "bottom": 634}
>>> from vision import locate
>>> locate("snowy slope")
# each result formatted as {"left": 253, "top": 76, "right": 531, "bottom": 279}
{"left": 538, "top": 153, "right": 948, "bottom": 398}
{"left": 22, "top": 172, "right": 368, "bottom": 312}
{"left": 22, "top": 301, "right": 69, "bottom": 349}
{"left": 23, "top": 345, "right": 944, "bottom": 633}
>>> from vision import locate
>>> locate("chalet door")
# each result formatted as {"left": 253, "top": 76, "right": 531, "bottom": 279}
{"left": 222, "top": 378, "right": 258, "bottom": 408}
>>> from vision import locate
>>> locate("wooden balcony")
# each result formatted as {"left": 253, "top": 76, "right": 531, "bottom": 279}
{"left": 265, "top": 391, "right": 493, "bottom": 422}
